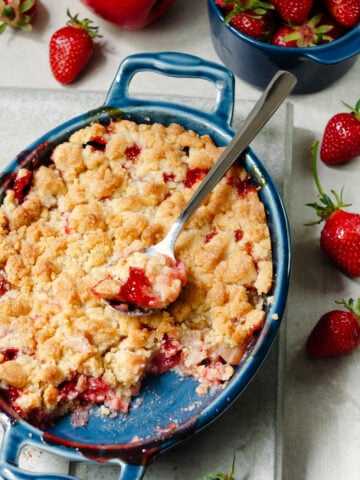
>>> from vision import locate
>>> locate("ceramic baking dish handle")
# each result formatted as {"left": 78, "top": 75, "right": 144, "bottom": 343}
{"left": 0, "top": 463, "right": 77, "bottom": 480}
{"left": 104, "top": 51, "right": 235, "bottom": 128}
{"left": 0, "top": 417, "right": 77, "bottom": 480}
{"left": 0, "top": 463, "right": 144, "bottom": 480}
{"left": 117, "top": 463, "right": 145, "bottom": 480}
{"left": 0, "top": 417, "right": 146, "bottom": 480}
{"left": 0, "top": 463, "right": 145, "bottom": 480}
{"left": 304, "top": 25, "right": 360, "bottom": 64}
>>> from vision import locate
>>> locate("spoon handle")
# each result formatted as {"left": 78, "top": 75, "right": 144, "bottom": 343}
{"left": 167, "top": 70, "right": 297, "bottom": 249}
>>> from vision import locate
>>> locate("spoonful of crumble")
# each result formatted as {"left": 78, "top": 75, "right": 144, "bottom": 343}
{"left": 91, "top": 70, "right": 296, "bottom": 316}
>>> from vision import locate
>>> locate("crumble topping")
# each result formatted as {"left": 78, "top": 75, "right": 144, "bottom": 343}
{"left": 0, "top": 119, "right": 273, "bottom": 426}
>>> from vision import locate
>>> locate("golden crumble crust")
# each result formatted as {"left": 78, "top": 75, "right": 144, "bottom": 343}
{"left": 0, "top": 119, "right": 273, "bottom": 424}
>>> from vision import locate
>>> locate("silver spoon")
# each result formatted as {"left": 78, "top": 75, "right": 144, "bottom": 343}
{"left": 108, "top": 70, "right": 297, "bottom": 316}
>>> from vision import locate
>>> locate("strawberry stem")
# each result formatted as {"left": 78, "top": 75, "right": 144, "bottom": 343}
{"left": 341, "top": 99, "right": 360, "bottom": 122}
{"left": 305, "top": 142, "right": 351, "bottom": 225}
{"left": 311, "top": 141, "right": 324, "bottom": 197}
{"left": 66, "top": 9, "right": 102, "bottom": 38}
{"left": 198, "top": 455, "right": 235, "bottom": 479}
{"left": 335, "top": 298, "right": 360, "bottom": 321}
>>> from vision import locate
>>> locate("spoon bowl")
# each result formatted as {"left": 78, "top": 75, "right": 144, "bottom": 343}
{"left": 107, "top": 69, "right": 297, "bottom": 316}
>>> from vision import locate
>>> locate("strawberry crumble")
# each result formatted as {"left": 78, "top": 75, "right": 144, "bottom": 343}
{"left": 0, "top": 119, "right": 273, "bottom": 427}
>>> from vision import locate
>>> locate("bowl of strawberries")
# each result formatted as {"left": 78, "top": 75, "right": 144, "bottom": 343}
{"left": 208, "top": 0, "right": 360, "bottom": 93}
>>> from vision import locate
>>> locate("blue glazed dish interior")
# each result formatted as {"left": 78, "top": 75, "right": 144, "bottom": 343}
{"left": 208, "top": 0, "right": 360, "bottom": 94}
{"left": 0, "top": 53, "right": 291, "bottom": 480}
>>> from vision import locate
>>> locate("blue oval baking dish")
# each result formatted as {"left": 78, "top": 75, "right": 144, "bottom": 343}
{"left": 0, "top": 52, "right": 291, "bottom": 480}
{"left": 208, "top": 0, "right": 360, "bottom": 94}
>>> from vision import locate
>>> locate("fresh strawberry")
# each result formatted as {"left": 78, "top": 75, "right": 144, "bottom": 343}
{"left": 229, "top": 8, "right": 275, "bottom": 39}
{"left": 320, "top": 99, "right": 360, "bottom": 164}
{"left": 306, "top": 299, "right": 360, "bottom": 357}
{"left": 49, "top": 10, "right": 101, "bottom": 84}
{"left": 271, "top": 25, "right": 299, "bottom": 46}
{"left": 271, "top": 12, "right": 342, "bottom": 46}
{"left": 222, "top": 1, "right": 275, "bottom": 41}
{"left": 0, "top": 0, "right": 37, "bottom": 34}
{"left": 269, "top": 0, "right": 314, "bottom": 24}
{"left": 324, "top": 0, "right": 360, "bottom": 28}
{"left": 306, "top": 142, "right": 360, "bottom": 277}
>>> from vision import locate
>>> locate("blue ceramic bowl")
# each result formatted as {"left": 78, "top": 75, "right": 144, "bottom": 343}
{"left": 0, "top": 52, "right": 290, "bottom": 480}
{"left": 208, "top": 0, "right": 360, "bottom": 94}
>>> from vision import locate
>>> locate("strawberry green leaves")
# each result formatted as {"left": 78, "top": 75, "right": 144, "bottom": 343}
{"left": 306, "top": 142, "right": 351, "bottom": 224}
{"left": 198, "top": 456, "right": 235, "bottom": 480}
{"left": 0, "top": 0, "right": 37, "bottom": 34}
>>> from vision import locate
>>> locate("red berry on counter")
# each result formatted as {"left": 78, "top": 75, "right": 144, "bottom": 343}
{"left": 306, "top": 299, "right": 360, "bottom": 357}
{"left": 0, "top": 0, "right": 37, "bottom": 34}
{"left": 306, "top": 142, "right": 360, "bottom": 277}
{"left": 320, "top": 99, "right": 360, "bottom": 164}
{"left": 49, "top": 10, "right": 101, "bottom": 84}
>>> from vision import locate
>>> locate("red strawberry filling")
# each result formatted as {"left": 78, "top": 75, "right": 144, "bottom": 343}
{"left": 1, "top": 348, "right": 19, "bottom": 361}
{"left": 85, "top": 136, "right": 107, "bottom": 151}
{"left": 7, "top": 168, "right": 32, "bottom": 204}
{"left": 184, "top": 167, "right": 209, "bottom": 188}
{"left": 234, "top": 229, "right": 244, "bottom": 242}
{"left": 125, "top": 143, "right": 141, "bottom": 162}
{"left": 0, "top": 274, "right": 11, "bottom": 296}
{"left": 148, "top": 335, "right": 183, "bottom": 375}
{"left": 227, "top": 174, "right": 257, "bottom": 198}
{"left": 205, "top": 230, "right": 218, "bottom": 243}
{"left": 58, "top": 375, "right": 112, "bottom": 404}
{"left": 115, "top": 267, "right": 158, "bottom": 309}
{"left": 163, "top": 172, "right": 176, "bottom": 183}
